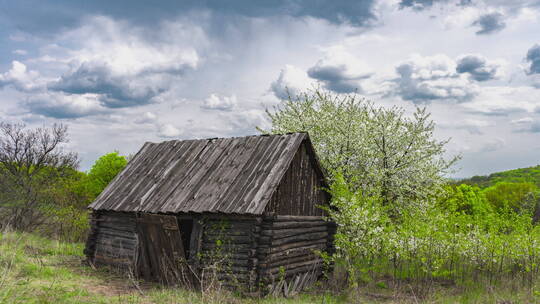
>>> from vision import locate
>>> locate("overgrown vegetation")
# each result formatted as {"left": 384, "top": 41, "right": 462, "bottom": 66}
{"left": 265, "top": 88, "right": 540, "bottom": 300}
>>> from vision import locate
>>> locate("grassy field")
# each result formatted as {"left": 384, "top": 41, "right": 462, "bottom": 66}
{"left": 0, "top": 232, "right": 538, "bottom": 304}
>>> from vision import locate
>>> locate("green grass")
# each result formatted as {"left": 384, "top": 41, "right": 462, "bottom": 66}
{"left": 0, "top": 232, "right": 538, "bottom": 304}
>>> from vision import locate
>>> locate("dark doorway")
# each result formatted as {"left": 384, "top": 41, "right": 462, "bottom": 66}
{"left": 178, "top": 219, "right": 193, "bottom": 259}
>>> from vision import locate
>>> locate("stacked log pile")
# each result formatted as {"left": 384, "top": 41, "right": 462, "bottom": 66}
{"left": 85, "top": 211, "right": 138, "bottom": 270}
{"left": 199, "top": 217, "right": 261, "bottom": 291}
{"left": 257, "top": 215, "right": 331, "bottom": 296}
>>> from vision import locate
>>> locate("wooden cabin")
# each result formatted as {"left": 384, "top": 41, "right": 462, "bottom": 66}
{"left": 84, "top": 132, "right": 334, "bottom": 295}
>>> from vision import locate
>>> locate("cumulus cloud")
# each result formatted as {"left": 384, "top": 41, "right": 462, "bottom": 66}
{"left": 201, "top": 94, "right": 237, "bottom": 111}
{"left": 22, "top": 92, "right": 106, "bottom": 118}
{"left": 392, "top": 54, "right": 477, "bottom": 103}
{"left": 472, "top": 12, "right": 506, "bottom": 35}
{"left": 526, "top": 44, "right": 540, "bottom": 75}
{"left": 307, "top": 48, "right": 372, "bottom": 93}
{"left": 456, "top": 54, "right": 501, "bottom": 81}
{"left": 158, "top": 123, "right": 183, "bottom": 138}
{"left": 270, "top": 65, "right": 314, "bottom": 99}
{"left": 0, "top": 61, "right": 43, "bottom": 92}
{"left": 48, "top": 61, "right": 171, "bottom": 108}
{"left": 45, "top": 16, "right": 201, "bottom": 109}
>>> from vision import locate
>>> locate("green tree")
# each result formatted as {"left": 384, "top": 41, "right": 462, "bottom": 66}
{"left": 261, "top": 88, "right": 459, "bottom": 216}
{"left": 483, "top": 182, "right": 538, "bottom": 214}
{"left": 85, "top": 152, "right": 127, "bottom": 199}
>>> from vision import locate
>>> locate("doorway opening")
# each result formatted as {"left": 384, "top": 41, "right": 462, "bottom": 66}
{"left": 178, "top": 219, "right": 193, "bottom": 259}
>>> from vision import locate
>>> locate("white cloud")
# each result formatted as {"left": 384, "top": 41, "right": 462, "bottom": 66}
{"left": 201, "top": 94, "right": 237, "bottom": 111}
{"left": 158, "top": 123, "right": 183, "bottom": 138}
{"left": 13, "top": 49, "right": 28, "bottom": 55}
{"left": 270, "top": 65, "right": 314, "bottom": 99}
{"left": 22, "top": 92, "right": 106, "bottom": 118}
{"left": 0, "top": 61, "right": 44, "bottom": 92}
{"left": 307, "top": 47, "right": 373, "bottom": 93}
{"left": 135, "top": 112, "right": 158, "bottom": 124}
{"left": 391, "top": 54, "right": 478, "bottom": 103}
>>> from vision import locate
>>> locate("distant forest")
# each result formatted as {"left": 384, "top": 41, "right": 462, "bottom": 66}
{"left": 457, "top": 165, "right": 540, "bottom": 188}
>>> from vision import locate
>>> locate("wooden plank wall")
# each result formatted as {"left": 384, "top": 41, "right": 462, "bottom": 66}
{"left": 85, "top": 211, "right": 138, "bottom": 270}
{"left": 265, "top": 143, "right": 328, "bottom": 216}
{"left": 198, "top": 216, "right": 261, "bottom": 292}
{"left": 257, "top": 215, "right": 333, "bottom": 297}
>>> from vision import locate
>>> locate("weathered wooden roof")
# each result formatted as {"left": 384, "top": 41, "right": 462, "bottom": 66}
{"left": 89, "top": 132, "right": 324, "bottom": 215}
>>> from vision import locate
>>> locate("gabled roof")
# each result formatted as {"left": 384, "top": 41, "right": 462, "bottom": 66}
{"left": 89, "top": 132, "right": 326, "bottom": 215}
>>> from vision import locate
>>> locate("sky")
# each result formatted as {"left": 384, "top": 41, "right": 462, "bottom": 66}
{"left": 1, "top": 0, "right": 540, "bottom": 177}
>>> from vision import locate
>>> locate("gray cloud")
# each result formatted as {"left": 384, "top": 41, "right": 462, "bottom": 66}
{"left": 515, "top": 121, "right": 540, "bottom": 133}
{"left": 472, "top": 12, "right": 506, "bottom": 35}
{"left": 1, "top": 0, "right": 379, "bottom": 38}
{"left": 399, "top": 0, "right": 471, "bottom": 10}
{"left": 456, "top": 55, "right": 499, "bottom": 81}
{"left": 307, "top": 50, "right": 372, "bottom": 93}
{"left": 307, "top": 64, "right": 369, "bottom": 93}
{"left": 48, "top": 61, "right": 172, "bottom": 108}
{"left": 22, "top": 92, "right": 106, "bottom": 119}
{"left": 392, "top": 55, "right": 477, "bottom": 103}
{"left": 526, "top": 44, "right": 540, "bottom": 75}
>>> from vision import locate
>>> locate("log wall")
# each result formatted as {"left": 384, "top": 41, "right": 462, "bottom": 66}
{"left": 198, "top": 216, "right": 262, "bottom": 291}
{"left": 85, "top": 211, "right": 138, "bottom": 270}
{"left": 256, "top": 215, "right": 333, "bottom": 296}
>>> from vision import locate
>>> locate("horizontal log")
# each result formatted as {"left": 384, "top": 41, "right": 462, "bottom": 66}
{"left": 203, "top": 235, "right": 253, "bottom": 244}
{"left": 260, "top": 243, "right": 326, "bottom": 261}
{"left": 264, "top": 215, "right": 326, "bottom": 222}
{"left": 261, "top": 221, "right": 327, "bottom": 230}
{"left": 260, "top": 226, "right": 327, "bottom": 239}
{"left": 262, "top": 232, "right": 328, "bottom": 247}
{"left": 258, "top": 239, "right": 327, "bottom": 254}
{"left": 264, "top": 254, "right": 320, "bottom": 269}
{"left": 202, "top": 215, "right": 262, "bottom": 222}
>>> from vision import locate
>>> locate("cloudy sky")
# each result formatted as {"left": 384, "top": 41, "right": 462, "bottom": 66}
{"left": 1, "top": 0, "right": 540, "bottom": 177}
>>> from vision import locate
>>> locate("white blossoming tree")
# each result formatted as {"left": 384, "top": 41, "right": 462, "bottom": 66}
{"left": 261, "top": 88, "right": 459, "bottom": 216}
